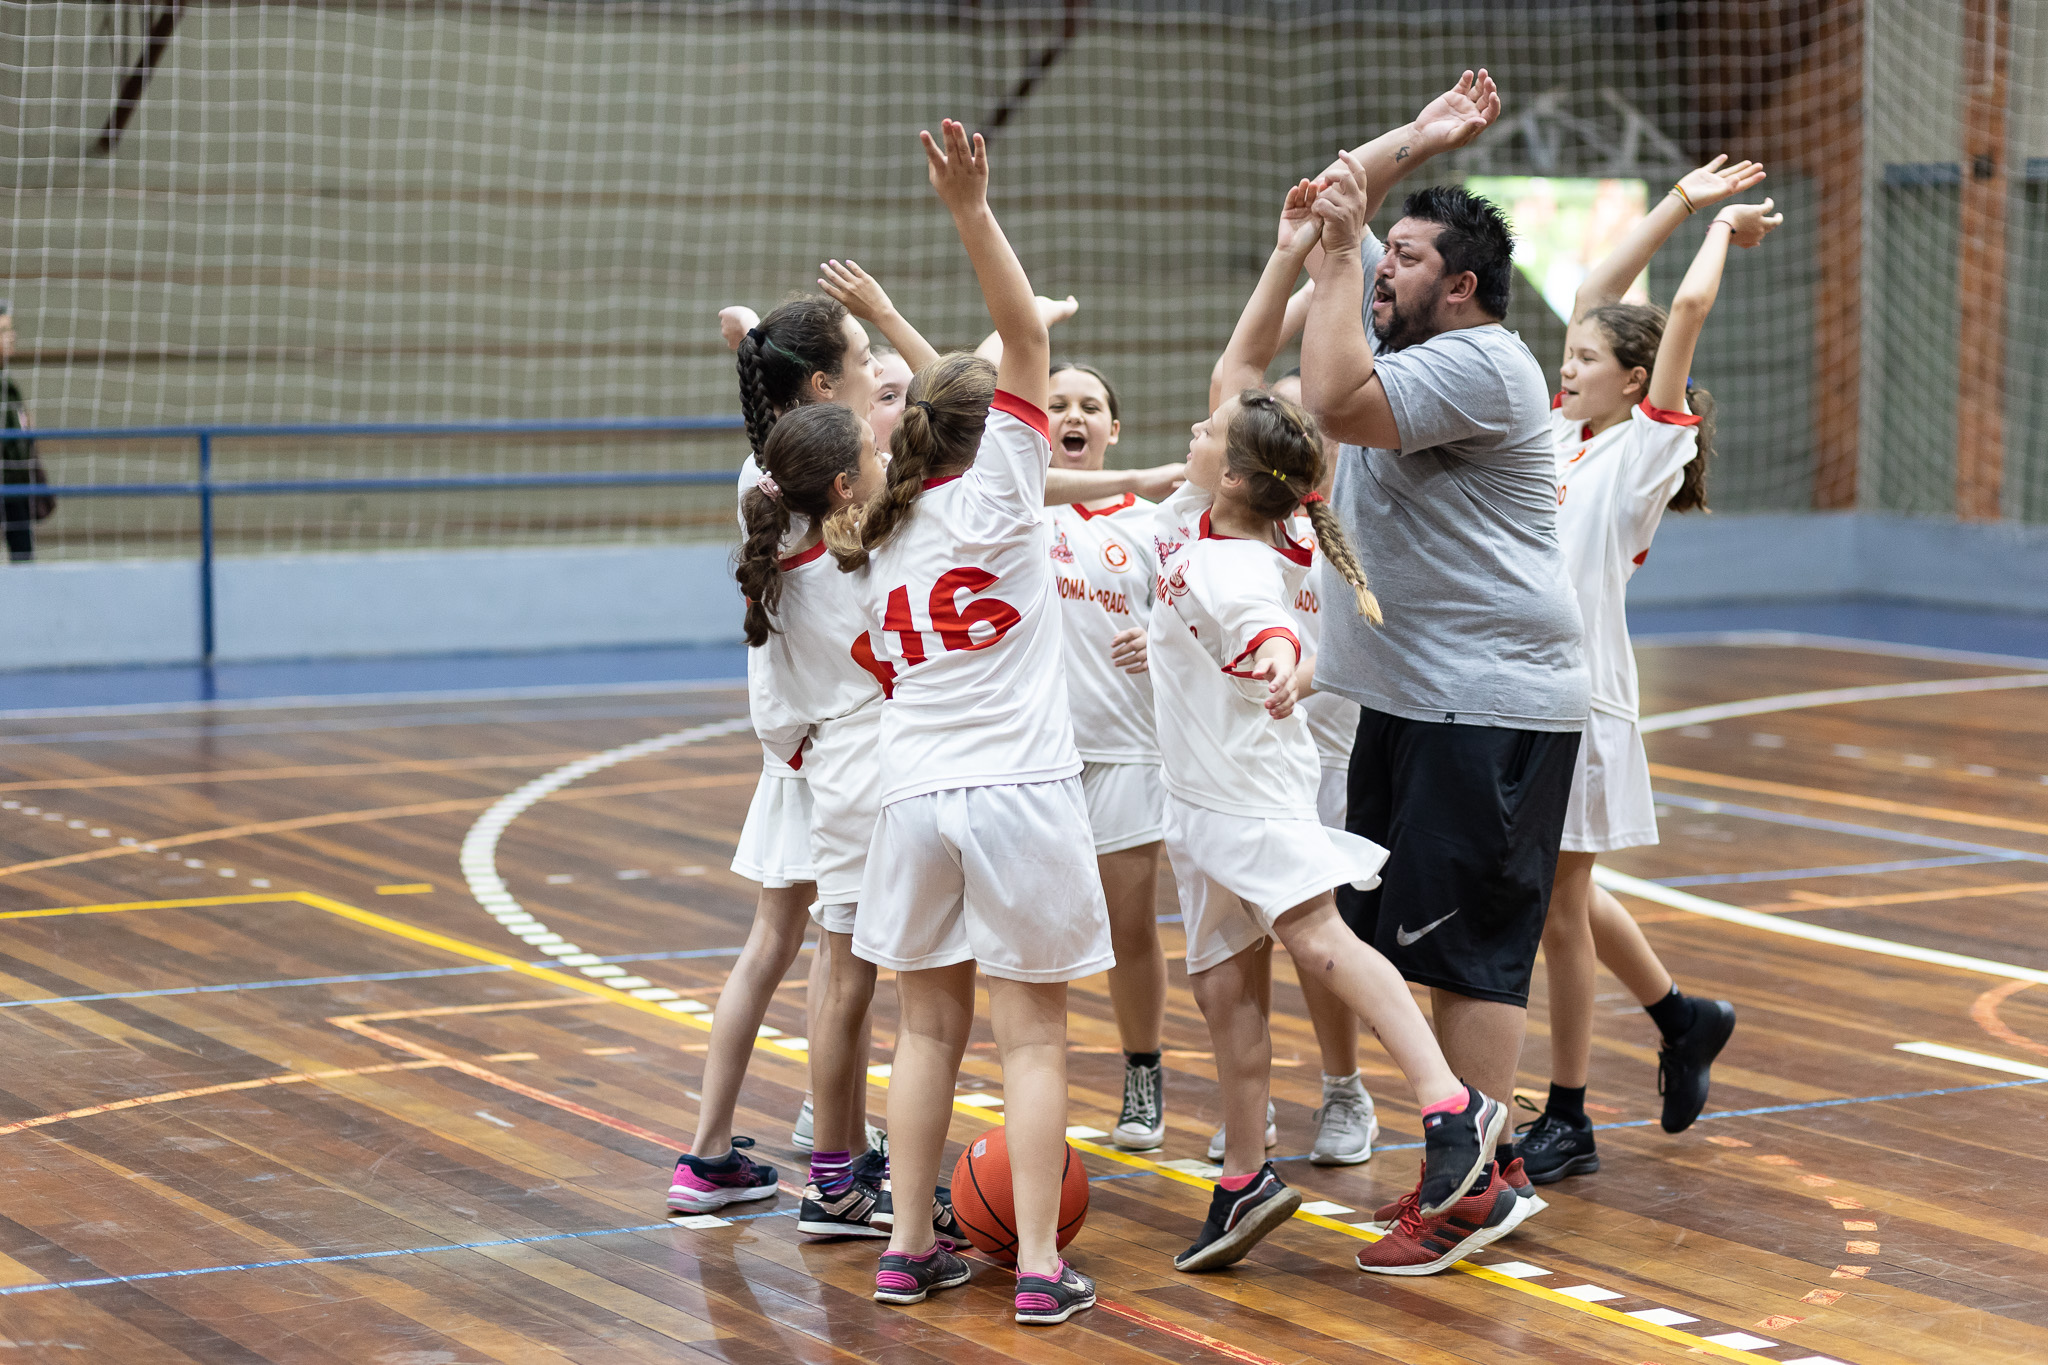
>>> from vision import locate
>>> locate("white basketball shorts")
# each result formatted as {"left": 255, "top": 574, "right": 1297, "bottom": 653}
{"left": 1560, "top": 709, "right": 1659, "bottom": 853}
{"left": 1079, "top": 760, "right": 1166, "bottom": 855}
{"left": 730, "top": 751, "right": 817, "bottom": 889}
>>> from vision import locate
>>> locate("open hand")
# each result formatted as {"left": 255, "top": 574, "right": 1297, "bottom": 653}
{"left": 1310, "top": 149, "right": 1371, "bottom": 256}
{"left": 1714, "top": 197, "right": 1784, "bottom": 248}
{"left": 817, "top": 260, "right": 897, "bottom": 323}
{"left": 1677, "top": 155, "right": 1766, "bottom": 213}
{"left": 921, "top": 119, "right": 989, "bottom": 217}
{"left": 1110, "top": 626, "right": 1148, "bottom": 676}
{"left": 1036, "top": 294, "right": 1080, "bottom": 328}
{"left": 1412, "top": 69, "right": 1501, "bottom": 154}
{"left": 718, "top": 305, "right": 760, "bottom": 352}
{"left": 1129, "top": 462, "right": 1186, "bottom": 501}
{"left": 1278, "top": 178, "right": 1324, "bottom": 254}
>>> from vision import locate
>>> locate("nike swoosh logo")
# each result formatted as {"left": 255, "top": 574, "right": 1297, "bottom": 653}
{"left": 1395, "top": 910, "right": 1458, "bottom": 947}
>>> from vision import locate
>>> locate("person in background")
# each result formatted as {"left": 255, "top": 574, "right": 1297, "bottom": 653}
{"left": 1, "top": 301, "right": 54, "bottom": 563}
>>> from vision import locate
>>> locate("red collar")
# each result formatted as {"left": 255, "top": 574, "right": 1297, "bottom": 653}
{"left": 921, "top": 474, "right": 962, "bottom": 490}
{"left": 1198, "top": 509, "right": 1313, "bottom": 565}
{"left": 778, "top": 540, "right": 828, "bottom": 571}
{"left": 1073, "top": 492, "right": 1136, "bottom": 519}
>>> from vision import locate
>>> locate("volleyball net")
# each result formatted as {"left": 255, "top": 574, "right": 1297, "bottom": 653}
{"left": 0, "top": 1, "right": 2035, "bottom": 559}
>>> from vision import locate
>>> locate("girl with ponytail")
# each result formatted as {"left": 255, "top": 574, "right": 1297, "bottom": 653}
{"left": 1515, "top": 160, "right": 1784, "bottom": 1188}
{"left": 1149, "top": 179, "right": 1505, "bottom": 1277}
{"left": 678, "top": 269, "right": 935, "bottom": 1212}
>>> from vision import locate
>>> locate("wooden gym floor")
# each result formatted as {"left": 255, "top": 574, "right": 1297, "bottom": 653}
{"left": 1, "top": 634, "right": 2045, "bottom": 1364}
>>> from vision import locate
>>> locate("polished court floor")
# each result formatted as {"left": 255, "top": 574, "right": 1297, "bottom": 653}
{"left": 1, "top": 631, "right": 2044, "bottom": 1363}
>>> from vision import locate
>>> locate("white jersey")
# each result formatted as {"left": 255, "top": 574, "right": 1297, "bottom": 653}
{"left": 1552, "top": 396, "right": 1699, "bottom": 722}
{"left": 860, "top": 393, "right": 1082, "bottom": 807}
{"left": 746, "top": 541, "right": 892, "bottom": 768}
{"left": 739, "top": 454, "right": 811, "bottom": 775}
{"left": 1287, "top": 540, "right": 1363, "bottom": 772}
{"left": 1149, "top": 482, "right": 1320, "bottom": 821}
{"left": 1045, "top": 494, "right": 1158, "bottom": 763}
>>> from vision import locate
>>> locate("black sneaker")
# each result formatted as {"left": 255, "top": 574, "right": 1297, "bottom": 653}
{"left": 1514, "top": 1110, "right": 1600, "bottom": 1184}
{"left": 1112, "top": 1057, "right": 1166, "bottom": 1150}
{"left": 873, "top": 1245, "right": 971, "bottom": 1304}
{"left": 1014, "top": 1260, "right": 1095, "bottom": 1324}
{"left": 861, "top": 1142, "right": 891, "bottom": 1230}
{"left": 1659, "top": 998, "right": 1736, "bottom": 1133}
{"left": 1172, "top": 1162, "right": 1302, "bottom": 1272}
{"left": 1417, "top": 1085, "right": 1505, "bottom": 1217}
{"left": 872, "top": 1181, "right": 961, "bottom": 1246}
{"left": 796, "top": 1177, "right": 889, "bottom": 1238}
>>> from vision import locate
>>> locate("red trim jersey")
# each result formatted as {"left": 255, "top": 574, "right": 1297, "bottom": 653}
{"left": 1551, "top": 396, "right": 1701, "bottom": 722}
{"left": 1284, "top": 530, "right": 1364, "bottom": 771}
{"left": 859, "top": 392, "right": 1082, "bottom": 806}
{"left": 1149, "top": 482, "right": 1320, "bottom": 820}
{"left": 747, "top": 540, "right": 893, "bottom": 768}
{"left": 1045, "top": 493, "right": 1159, "bottom": 763}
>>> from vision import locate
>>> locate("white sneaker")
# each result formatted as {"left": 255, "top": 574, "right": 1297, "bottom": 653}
{"left": 1309, "top": 1072, "right": 1378, "bottom": 1166}
{"left": 1206, "top": 1100, "right": 1277, "bottom": 1162}
{"left": 1111, "top": 1057, "right": 1166, "bottom": 1150}
{"left": 791, "top": 1097, "right": 813, "bottom": 1151}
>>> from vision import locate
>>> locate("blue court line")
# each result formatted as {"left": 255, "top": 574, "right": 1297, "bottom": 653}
{"left": 0, "top": 946, "right": 744, "bottom": 1010}
{"left": 1652, "top": 789, "right": 2048, "bottom": 863}
{"left": 1364, "top": 1075, "right": 2048, "bottom": 1152}
{"left": 0, "top": 1158, "right": 1170, "bottom": 1297}
{"left": 1653, "top": 852, "right": 2018, "bottom": 887}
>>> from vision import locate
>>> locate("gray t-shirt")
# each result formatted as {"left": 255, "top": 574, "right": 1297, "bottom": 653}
{"left": 1318, "top": 230, "right": 1588, "bottom": 731}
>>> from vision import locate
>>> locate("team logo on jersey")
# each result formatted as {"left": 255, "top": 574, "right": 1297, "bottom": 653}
{"left": 1049, "top": 528, "right": 1075, "bottom": 564}
{"left": 1161, "top": 566, "right": 1190, "bottom": 601}
{"left": 1102, "top": 541, "right": 1130, "bottom": 572}
{"left": 1154, "top": 537, "right": 1182, "bottom": 566}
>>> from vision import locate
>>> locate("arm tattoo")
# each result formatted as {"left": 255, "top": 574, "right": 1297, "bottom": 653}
{"left": 1394, "top": 144, "right": 1411, "bottom": 163}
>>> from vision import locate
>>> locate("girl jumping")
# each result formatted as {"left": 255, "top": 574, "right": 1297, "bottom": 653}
{"left": 1516, "top": 159, "right": 1782, "bottom": 1185}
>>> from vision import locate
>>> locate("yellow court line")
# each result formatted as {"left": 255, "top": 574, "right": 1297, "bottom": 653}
{"left": 0, "top": 751, "right": 597, "bottom": 795}
{"left": 17, "top": 890, "right": 1781, "bottom": 1365}
{"left": 1650, "top": 761, "right": 2048, "bottom": 840}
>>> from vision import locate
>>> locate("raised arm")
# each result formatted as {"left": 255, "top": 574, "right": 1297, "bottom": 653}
{"left": 924, "top": 119, "right": 1047, "bottom": 412}
{"left": 817, "top": 260, "right": 939, "bottom": 371}
{"left": 1569, "top": 156, "right": 1765, "bottom": 334}
{"left": 1312, "top": 70, "right": 1502, "bottom": 223}
{"left": 1646, "top": 198, "right": 1781, "bottom": 413}
{"left": 1301, "top": 151, "right": 1402, "bottom": 450}
{"left": 1211, "top": 180, "right": 1323, "bottom": 412}
{"left": 974, "top": 293, "right": 1079, "bottom": 363}
{"left": 1044, "top": 464, "right": 1185, "bottom": 505}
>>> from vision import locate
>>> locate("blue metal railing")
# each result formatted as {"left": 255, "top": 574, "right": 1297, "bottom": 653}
{"left": 21, "top": 416, "right": 746, "bottom": 680}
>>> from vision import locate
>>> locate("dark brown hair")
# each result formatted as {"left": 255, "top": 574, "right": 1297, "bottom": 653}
{"left": 839, "top": 352, "right": 995, "bottom": 570}
{"left": 1583, "top": 302, "right": 1717, "bottom": 513}
{"left": 736, "top": 296, "right": 852, "bottom": 456}
{"left": 1049, "top": 359, "right": 1119, "bottom": 420}
{"left": 736, "top": 404, "right": 864, "bottom": 646}
{"left": 1224, "top": 389, "right": 1381, "bottom": 624}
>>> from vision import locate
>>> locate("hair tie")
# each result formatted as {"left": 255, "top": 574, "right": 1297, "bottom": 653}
{"left": 1270, "top": 468, "right": 1288, "bottom": 482}
{"left": 910, "top": 399, "right": 936, "bottom": 417}
{"left": 756, "top": 473, "right": 783, "bottom": 502}
{"left": 1301, "top": 491, "right": 1326, "bottom": 506}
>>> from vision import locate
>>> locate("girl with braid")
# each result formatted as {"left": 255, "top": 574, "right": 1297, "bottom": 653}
{"left": 1152, "top": 180, "right": 1506, "bottom": 1278}
{"left": 674, "top": 283, "right": 930, "bottom": 1212}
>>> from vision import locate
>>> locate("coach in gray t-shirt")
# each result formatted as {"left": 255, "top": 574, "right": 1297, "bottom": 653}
{"left": 1303, "top": 168, "right": 1586, "bottom": 1143}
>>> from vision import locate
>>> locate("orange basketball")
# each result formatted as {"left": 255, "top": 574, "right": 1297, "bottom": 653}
{"left": 949, "top": 1128, "right": 1090, "bottom": 1266}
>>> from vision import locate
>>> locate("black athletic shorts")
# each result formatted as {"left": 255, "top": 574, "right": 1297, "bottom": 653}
{"left": 1336, "top": 707, "right": 1581, "bottom": 1008}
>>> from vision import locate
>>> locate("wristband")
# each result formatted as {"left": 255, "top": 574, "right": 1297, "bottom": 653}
{"left": 1708, "top": 215, "right": 1736, "bottom": 232}
{"left": 1669, "top": 183, "right": 1698, "bottom": 215}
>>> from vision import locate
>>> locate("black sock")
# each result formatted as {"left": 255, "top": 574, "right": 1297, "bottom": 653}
{"left": 1125, "top": 1050, "right": 1162, "bottom": 1069}
{"left": 1645, "top": 986, "right": 1695, "bottom": 1040}
{"left": 1495, "top": 1141, "right": 1517, "bottom": 1171}
{"left": 1545, "top": 1082, "right": 1587, "bottom": 1127}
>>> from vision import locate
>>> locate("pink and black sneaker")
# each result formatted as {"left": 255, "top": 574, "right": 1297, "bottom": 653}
{"left": 1014, "top": 1260, "right": 1095, "bottom": 1325}
{"left": 873, "top": 1244, "right": 972, "bottom": 1304}
{"left": 666, "top": 1136, "right": 779, "bottom": 1214}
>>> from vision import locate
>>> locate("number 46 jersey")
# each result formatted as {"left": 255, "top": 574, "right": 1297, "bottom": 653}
{"left": 858, "top": 392, "right": 1082, "bottom": 808}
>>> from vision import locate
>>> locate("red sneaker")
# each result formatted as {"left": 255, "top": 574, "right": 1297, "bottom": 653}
{"left": 1355, "top": 1170, "right": 1519, "bottom": 1276}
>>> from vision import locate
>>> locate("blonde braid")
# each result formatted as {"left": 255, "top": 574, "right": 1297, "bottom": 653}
{"left": 1304, "top": 497, "right": 1381, "bottom": 625}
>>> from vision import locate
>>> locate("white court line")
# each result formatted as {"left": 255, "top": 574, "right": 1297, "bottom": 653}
{"left": 1594, "top": 867, "right": 2048, "bottom": 986}
{"left": 0, "top": 675, "right": 743, "bottom": 722}
{"left": 1635, "top": 628, "right": 2048, "bottom": 671}
{"left": 1639, "top": 672, "right": 2048, "bottom": 733}
{"left": 1894, "top": 1042, "right": 2048, "bottom": 1081}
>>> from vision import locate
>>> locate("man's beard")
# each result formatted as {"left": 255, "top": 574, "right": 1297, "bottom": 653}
{"left": 1370, "top": 282, "right": 1443, "bottom": 353}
